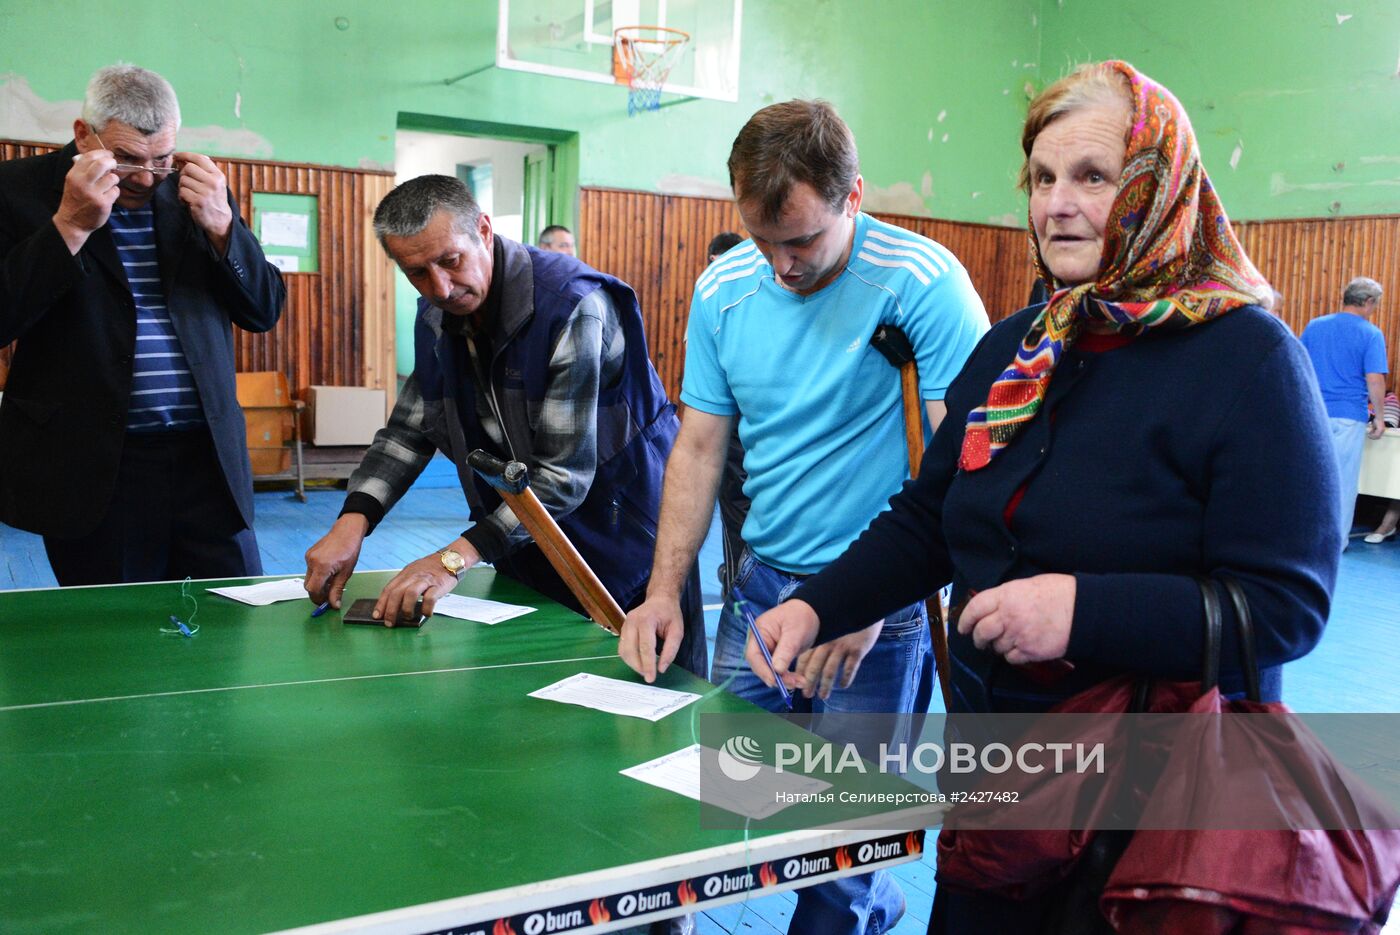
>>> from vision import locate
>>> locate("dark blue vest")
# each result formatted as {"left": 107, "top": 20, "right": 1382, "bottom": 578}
{"left": 414, "top": 246, "right": 677, "bottom": 610}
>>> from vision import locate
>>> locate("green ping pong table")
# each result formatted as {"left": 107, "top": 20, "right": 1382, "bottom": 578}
{"left": 0, "top": 570, "right": 928, "bottom": 934}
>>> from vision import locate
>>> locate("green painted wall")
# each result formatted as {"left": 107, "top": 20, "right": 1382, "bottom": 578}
{"left": 1036, "top": 0, "right": 1400, "bottom": 220}
{"left": 3, "top": 0, "right": 1396, "bottom": 237}
{"left": 0, "top": 0, "right": 1038, "bottom": 225}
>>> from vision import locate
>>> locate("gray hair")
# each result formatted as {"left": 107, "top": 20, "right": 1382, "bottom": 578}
{"left": 373, "top": 175, "right": 482, "bottom": 249}
{"left": 81, "top": 64, "right": 181, "bottom": 135}
{"left": 1019, "top": 63, "right": 1132, "bottom": 193}
{"left": 1342, "top": 276, "right": 1383, "bottom": 308}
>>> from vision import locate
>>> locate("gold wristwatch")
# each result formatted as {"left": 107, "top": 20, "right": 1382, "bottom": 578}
{"left": 439, "top": 549, "right": 467, "bottom": 579}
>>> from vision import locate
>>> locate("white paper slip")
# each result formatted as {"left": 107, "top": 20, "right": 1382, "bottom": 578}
{"left": 621, "top": 744, "right": 833, "bottom": 819}
{"left": 529, "top": 672, "right": 701, "bottom": 721}
{"left": 265, "top": 254, "right": 300, "bottom": 273}
{"left": 432, "top": 594, "right": 535, "bottom": 625}
{"left": 208, "top": 578, "right": 310, "bottom": 606}
{"left": 260, "top": 211, "right": 310, "bottom": 248}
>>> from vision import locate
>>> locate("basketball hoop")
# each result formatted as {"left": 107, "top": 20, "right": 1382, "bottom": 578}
{"left": 613, "top": 25, "right": 690, "bottom": 116}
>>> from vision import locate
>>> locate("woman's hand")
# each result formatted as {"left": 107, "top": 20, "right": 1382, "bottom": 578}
{"left": 957, "top": 574, "right": 1075, "bottom": 665}
{"left": 792, "top": 619, "right": 885, "bottom": 700}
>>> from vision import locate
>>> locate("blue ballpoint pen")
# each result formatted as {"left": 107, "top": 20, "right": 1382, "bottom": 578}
{"left": 310, "top": 601, "right": 331, "bottom": 618}
{"left": 733, "top": 590, "right": 794, "bottom": 710}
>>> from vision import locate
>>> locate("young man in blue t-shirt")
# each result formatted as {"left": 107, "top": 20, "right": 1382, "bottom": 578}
{"left": 619, "top": 100, "right": 988, "bottom": 935}
{"left": 1301, "top": 276, "right": 1388, "bottom": 548}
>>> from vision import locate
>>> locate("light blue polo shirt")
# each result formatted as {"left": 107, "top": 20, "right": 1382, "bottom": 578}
{"left": 682, "top": 212, "right": 988, "bottom": 573}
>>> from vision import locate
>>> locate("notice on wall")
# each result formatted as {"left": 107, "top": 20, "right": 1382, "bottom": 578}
{"left": 265, "top": 255, "right": 300, "bottom": 273}
{"left": 260, "top": 212, "right": 310, "bottom": 249}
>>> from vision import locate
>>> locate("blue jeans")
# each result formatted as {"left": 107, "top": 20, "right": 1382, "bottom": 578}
{"left": 1329, "top": 417, "right": 1366, "bottom": 547}
{"left": 711, "top": 550, "right": 932, "bottom": 935}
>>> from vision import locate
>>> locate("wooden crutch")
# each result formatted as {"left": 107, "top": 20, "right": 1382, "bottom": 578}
{"left": 869, "top": 324, "right": 954, "bottom": 710}
{"left": 467, "top": 449, "right": 625, "bottom": 636}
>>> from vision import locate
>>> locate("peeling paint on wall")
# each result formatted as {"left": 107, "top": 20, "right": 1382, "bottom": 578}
{"left": 864, "top": 180, "right": 930, "bottom": 217}
{"left": 0, "top": 74, "right": 80, "bottom": 142}
{"left": 1229, "top": 141, "right": 1243, "bottom": 170}
{"left": 0, "top": 73, "right": 273, "bottom": 158}
{"left": 1270, "top": 171, "right": 1400, "bottom": 195}
{"left": 987, "top": 211, "right": 1023, "bottom": 228}
{"left": 177, "top": 125, "right": 273, "bottom": 158}
{"left": 655, "top": 173, "right": 733, "bottom": 199}
{"left": 921, "top": 171, "right": 934, "bottom": 198}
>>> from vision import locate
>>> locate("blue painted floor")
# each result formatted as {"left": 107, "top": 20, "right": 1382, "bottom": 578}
{"left": 3, "top": 454, "right": 1400, "bottom": 934}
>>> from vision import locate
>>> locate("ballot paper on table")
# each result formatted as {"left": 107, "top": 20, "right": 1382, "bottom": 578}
{"left": 208, "top": 578, "right": 310, "bottom": 606}
{"left": 621, "top": 744, "right": 833, "bottom": 819}
{"left": 529, "top": 672, "right": 701, "bottom": 721}
{"left": 431, "top": 594, "right": 535, "bottom": 625}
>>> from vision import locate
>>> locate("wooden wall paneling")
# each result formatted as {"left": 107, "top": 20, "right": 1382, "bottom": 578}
{"left": 872, "top": 214, "right": 1035, "bottom": 323}
{"left": 362, "top": 173, "right": 397, "bottom": 411}
{"left": 578, "top": 186, "right": 1044, "bottom": 401}
{"left": 321, "top": 167, "right": 341, "bottom": 388}
{"left": 581, "top": 188, "right": 746, "bottom": 402}
{"left": 9, "top": 144, "right": 1396, "bottom": 403}
{"left": 1237, "top": 215, "right": 1400, "bottom": 385}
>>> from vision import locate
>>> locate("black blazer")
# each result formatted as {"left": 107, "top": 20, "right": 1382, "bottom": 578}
{"left": 0, "top": 142, "right": 286, "bottom": 538}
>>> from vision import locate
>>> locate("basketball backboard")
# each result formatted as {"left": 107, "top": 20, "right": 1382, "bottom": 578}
{"left": 497, "top": 0, "right": 742, "bottom": 103}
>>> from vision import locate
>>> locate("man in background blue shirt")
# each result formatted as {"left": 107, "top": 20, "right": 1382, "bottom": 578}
{"left": 1301, "top": 276, "right": 1388, "bottom": 548}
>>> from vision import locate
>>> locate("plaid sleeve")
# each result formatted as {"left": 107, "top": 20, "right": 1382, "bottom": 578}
{"left": 462, "top": 288, "right": 621, "bottom": 563}
{"left": 340, "top": 373, "right": 438, "bottom": 534}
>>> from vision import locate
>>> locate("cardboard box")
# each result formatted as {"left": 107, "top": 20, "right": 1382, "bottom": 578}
{"left": 305, "top": 385, "right": 387, "bottom": 446}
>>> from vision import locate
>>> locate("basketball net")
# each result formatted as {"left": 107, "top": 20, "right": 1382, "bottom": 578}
{"left": 613, "top": 26, "right": 690, "bottom": 116}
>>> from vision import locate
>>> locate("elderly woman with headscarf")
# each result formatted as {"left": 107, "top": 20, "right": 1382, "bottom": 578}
{"left": 744, "top": 60, "right": 1341, "bottom": 932}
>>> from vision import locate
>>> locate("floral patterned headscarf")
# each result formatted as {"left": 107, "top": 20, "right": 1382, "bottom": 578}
{"left": 959, "top": 60, "right": 1269, "bottom": 471}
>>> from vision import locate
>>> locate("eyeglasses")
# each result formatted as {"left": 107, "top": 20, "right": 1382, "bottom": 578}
{"left": 92, "top": 129, "right": 177, "bottom": 177}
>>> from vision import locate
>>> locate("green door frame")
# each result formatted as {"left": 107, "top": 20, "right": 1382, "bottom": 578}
{"left": 396, "top": 112, "right": 580, "bottom": 233}
{"left": 522, "top": 150, "right": 548, "bottom": 248}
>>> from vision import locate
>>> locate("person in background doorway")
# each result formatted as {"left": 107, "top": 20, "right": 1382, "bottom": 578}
{"left": 537, "top": 224, "right": 575, "bottom": 256}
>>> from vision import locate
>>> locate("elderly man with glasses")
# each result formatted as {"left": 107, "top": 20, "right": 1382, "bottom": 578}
{"left": 0, "top": 63, "right": 285, "bottom": 586}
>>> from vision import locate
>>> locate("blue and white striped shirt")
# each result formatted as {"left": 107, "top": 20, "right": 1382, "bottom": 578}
{"left": 108, "top": 206, "right": 205, "bottom": 432}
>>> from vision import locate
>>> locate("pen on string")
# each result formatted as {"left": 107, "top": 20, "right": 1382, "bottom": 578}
{"left": 733, "top": 589, "right": 793, "bottom": 710}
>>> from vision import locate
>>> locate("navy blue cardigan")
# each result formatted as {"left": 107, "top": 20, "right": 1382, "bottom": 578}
{"left": 799, "top": 304, "right": 1340, "bottom": 712}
